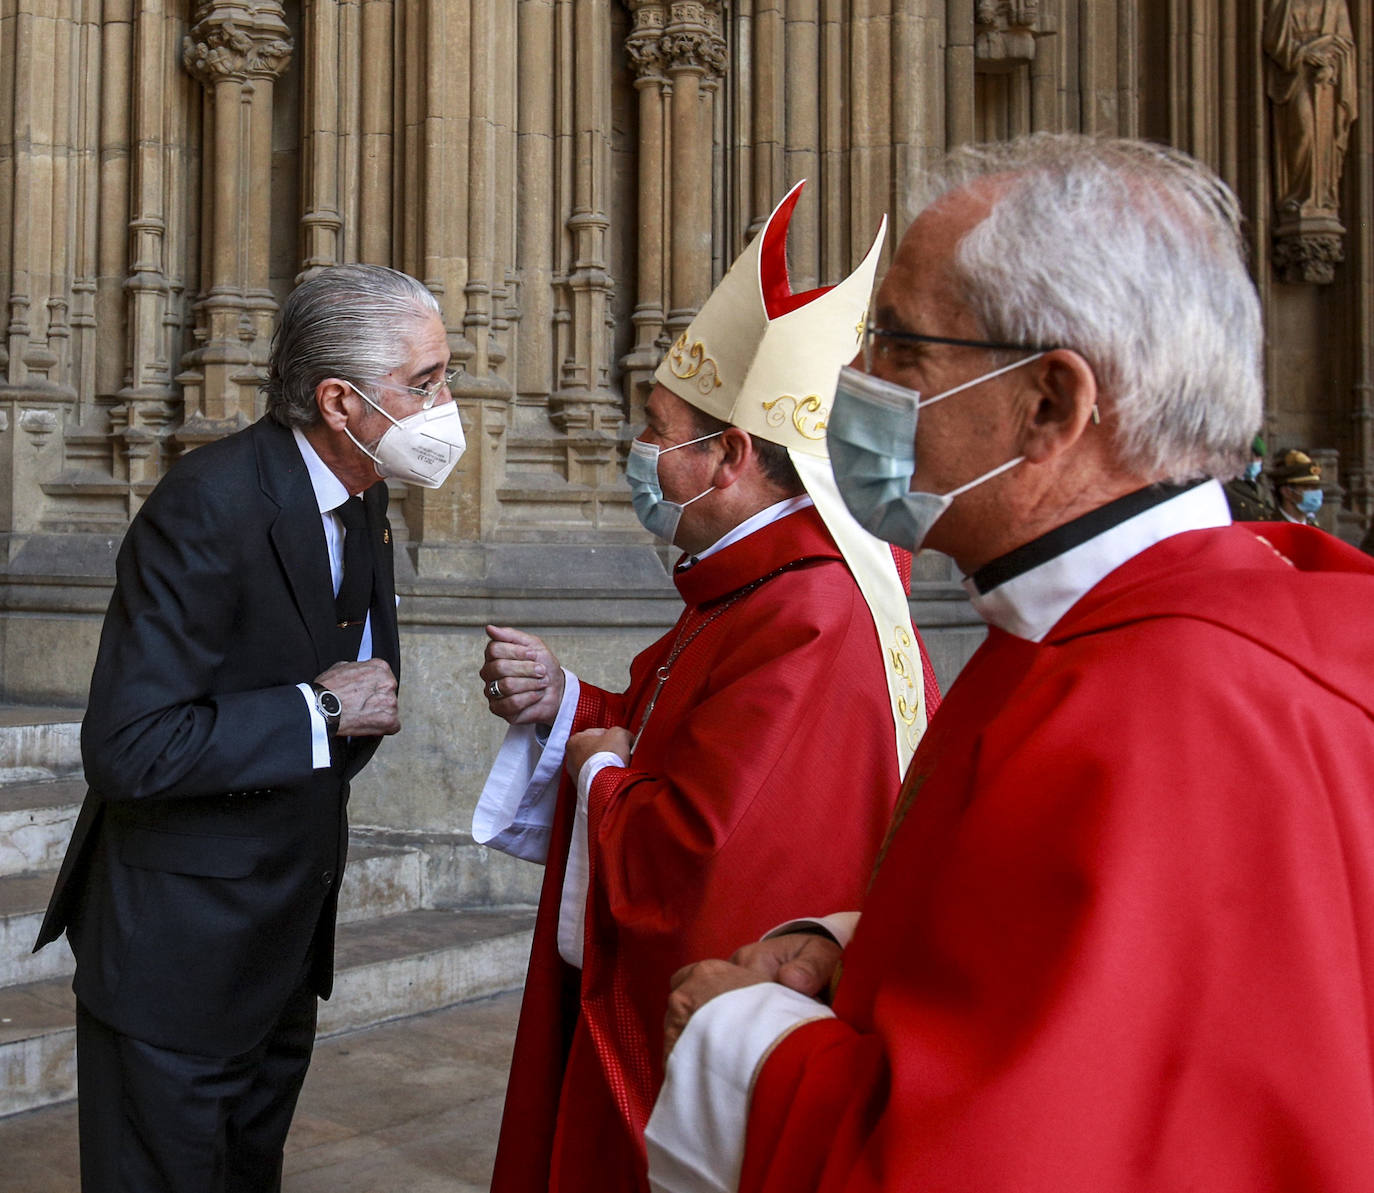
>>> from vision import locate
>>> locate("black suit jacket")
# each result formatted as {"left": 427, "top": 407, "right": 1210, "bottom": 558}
{"left": 35, "top": 417, "right": 400, "bottom": 1056}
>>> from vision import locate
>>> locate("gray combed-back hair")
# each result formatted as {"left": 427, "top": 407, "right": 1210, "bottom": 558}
{"left": 264, "top": 264, "right": 442, "bottom": 429}
{"left": 919, "top": 134, "right": 1262, "bottom": 482}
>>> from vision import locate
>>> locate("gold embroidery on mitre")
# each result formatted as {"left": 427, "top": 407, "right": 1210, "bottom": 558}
{"left": 666, "top": 332, "right": 723, "bottom": 395}
{"left": 761, "top": 394, "right": 829, "bottom": 441}
{"left": 889, "top": 625, "right": 922, "bottom": 750}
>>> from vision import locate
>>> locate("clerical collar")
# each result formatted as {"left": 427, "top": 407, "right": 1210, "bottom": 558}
{"left": 292, "top": 427, "right": 350, "bottom": 515}
{"left": 964, "top": 478, "right": 1231, "bottom": 642}
{"left": 678, "top": 494, "right": 814, "bottom": 569}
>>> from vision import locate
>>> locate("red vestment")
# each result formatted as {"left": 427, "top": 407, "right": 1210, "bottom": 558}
{"left": 741, "top": 523, "right": 1374, "bottom": 1193}
{"left": 491, "top": 506, "right": 939, "bottom": 1193}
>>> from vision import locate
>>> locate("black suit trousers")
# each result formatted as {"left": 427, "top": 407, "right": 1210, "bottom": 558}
{"left": 75, "top": 975, "right": 318, "bottom": 1193}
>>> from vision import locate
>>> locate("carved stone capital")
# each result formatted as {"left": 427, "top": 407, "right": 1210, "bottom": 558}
{"left": 662, "top": 1, "right": 726, "bottom": 78}
{"left": 627, "top": 31, "right": 668, "bottom": 80}
{"left": 976, "top": 0, "right": 1052, "bottom": 64}
{"left": 1273, "top": 224, "right": 1346, "bottom": 285}
{"left": 183, "top": 3, "right": 293, "bottom": 86}
{"left": 661, "top": 30, "right": 726, "bottom": 78}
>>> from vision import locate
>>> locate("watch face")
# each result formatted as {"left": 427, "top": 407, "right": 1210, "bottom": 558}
{"left": 319, "top": 691, "right": 343, "bottom": 718}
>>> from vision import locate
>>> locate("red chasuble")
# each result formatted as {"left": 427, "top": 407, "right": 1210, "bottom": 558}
{"left": 741, "top": 523, "right": 1374, "bottom": 1193}
{"left": 491, "top": 506, "right": 939, "bottom": 1193}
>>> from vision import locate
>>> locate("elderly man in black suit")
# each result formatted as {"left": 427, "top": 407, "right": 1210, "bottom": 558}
{"left": 34, "top": 264, "right": 467, "bottom": 1192}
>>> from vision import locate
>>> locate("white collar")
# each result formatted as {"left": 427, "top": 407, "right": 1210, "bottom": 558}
{"left": 964, "top": 479, "right": 1232, "bottom": 642}
{"left": 292, "top": 427, "right": 352, "bottom": 514}
{"left": 688, "top": 495, "right": 815, "bottom": 564}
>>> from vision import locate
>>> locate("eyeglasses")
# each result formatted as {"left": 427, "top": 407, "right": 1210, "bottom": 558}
{"left": 862, "top": 323, "right": 1059, "bottom": 371}
{"left": 371, "top": 368, "right": 461, "bottom": 410}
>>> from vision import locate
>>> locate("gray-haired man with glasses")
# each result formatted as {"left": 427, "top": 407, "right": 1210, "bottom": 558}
{"left": 36, "top": 264, "right": 465, "bottom": 1193}
{"left": 647, "top": 134, "right": 1374, "bottom": 1193}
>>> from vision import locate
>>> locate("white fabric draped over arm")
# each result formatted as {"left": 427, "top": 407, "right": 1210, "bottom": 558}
{"left": 471, "top": 669, "right": 581, "bottom": 863}
{"left": 646, "top": 983, "right": 835, "bottom": 1193}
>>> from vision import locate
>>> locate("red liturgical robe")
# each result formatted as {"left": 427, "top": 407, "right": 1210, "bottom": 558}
{"left": 739, "top": 523, "right": 1374, "bottom": 1193}
{"left": 491, "top": 506, "right": 939, "bottom": 1193}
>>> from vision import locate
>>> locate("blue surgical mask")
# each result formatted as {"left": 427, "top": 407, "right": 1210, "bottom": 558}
{"left": 1244, "top": 459, "right": 1263, "bottom": 483}
{"left": 827, "top": 354, "right": 1044, "bottom": 552}
{"left": 1296, "top": 488, "right": 1323, "bottom": 516}
{"left": 625, "top": 431, "right": 723, "bottom": 543}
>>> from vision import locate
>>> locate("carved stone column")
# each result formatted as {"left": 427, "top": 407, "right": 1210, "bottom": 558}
{"left": 622, "top": 1, "right": 671, "bottom": 416}
{"left": 0, "top": 2, "right": 80, "bottom": 542}
{"left": 178, "top": 2, "right": 292, "bottom": 440}
{"left": 105, "top": 3, "right": 190, "bottom": 494}
{"left": 299, "top": 0, "right": 344, "bottom": 277}
{"left": 663, "top": 2, "right": 726, "bottom": 334}
{"left": 548, "top": 0, "right": 622, "bottom": 458}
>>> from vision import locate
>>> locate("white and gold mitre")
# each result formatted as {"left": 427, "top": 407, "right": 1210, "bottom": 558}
{"left": 655, "top": 182, "right": 927, "bottom": 772}
{"left": 654, "top": 180, "right": 886, "bottom": 459}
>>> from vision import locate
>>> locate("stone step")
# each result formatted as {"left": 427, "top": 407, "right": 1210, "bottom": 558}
{"left": 0, "top": 841, "right": 430, "bottom": 985}
{"left": 0, "top": 779, "right": 84, "bottom": 878}
{"left": 0, "top": 709, "right": 82, "bottom": 786}
{"left": 337, "top": 840, "right": 425, "bottom": 925}
{"left": 0, "top": 872, "right": 71, "bottom": 987}
{"left": 0, "top": 976, "right": 75, "bottom": 1117}
{"left": 319, "top": 907, "right": 534, "bottom": 1036}
{"left": 0, "top": 907, "right": 535, "bottom": 1118}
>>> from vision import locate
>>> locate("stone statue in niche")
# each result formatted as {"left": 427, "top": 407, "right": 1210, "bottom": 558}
{"left": 1264, "top": 0, "right": 1358, "bottom": 283}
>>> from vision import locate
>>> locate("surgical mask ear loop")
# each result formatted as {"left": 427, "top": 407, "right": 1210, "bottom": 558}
{"left": 941, "top": 454, "right": 1025, "bottom": 501}
{"left": 918, "top": 352, "right": 1047, "bottom": 409}
{"left": 915, "top": 354, "right": 1043, "bottom": 501}
{"left": 655, "top": 428, "right": 726, "bottom": 458}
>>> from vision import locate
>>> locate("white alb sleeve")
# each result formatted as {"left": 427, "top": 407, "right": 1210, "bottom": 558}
{"left": 471, "top": 669, "right": 580, "bottom": 864}
{"left": 766, "top": 911, "right": 862, "bottom": 949}
{"left": 645, "top": 983, "right": 836, "bottom": 1193}
{"left": 556, "top": 749, "right": 625, "bottom": 968}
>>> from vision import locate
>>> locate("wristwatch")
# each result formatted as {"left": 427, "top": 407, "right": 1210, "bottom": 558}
{"left": 311, "top": 683, "right": 343, "bottom": 736}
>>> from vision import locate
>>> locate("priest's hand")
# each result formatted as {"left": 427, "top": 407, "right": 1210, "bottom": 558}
{"left": 731, "top": 932, "right": 844, "bottom": 999}
{"left": 565, "top": 726, "right": 632, "bottom": 781}
{"left": 482, "top": 625, "right": 564, "bottom": 724}
{"left": 663, "top": 959, "right": 772, "bottom": 1061}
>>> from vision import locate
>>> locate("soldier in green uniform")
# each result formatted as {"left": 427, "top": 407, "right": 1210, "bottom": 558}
{"left": 1223, "top": 434, "right": 1280, "bottom": 522}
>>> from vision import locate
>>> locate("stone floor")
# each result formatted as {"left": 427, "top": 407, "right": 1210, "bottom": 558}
{"left": 0, "top": 989, "right": 522, "bottom": 1193}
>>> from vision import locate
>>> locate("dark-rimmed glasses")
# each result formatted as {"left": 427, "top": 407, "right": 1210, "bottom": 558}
{"left": 862, "top": 323, "right": 1059, "bottom": 371}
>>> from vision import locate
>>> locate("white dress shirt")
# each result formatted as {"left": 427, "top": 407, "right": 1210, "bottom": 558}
{"left": 291, "top": 428, "right": 374, "bottom": 768}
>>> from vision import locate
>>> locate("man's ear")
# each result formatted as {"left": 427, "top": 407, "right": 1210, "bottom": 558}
{"left": 710, "top": 427, "right": 753, "bottom": 490}
{"left": 315, "top": 378, "right": 356, "bottom": 432}
{"left": 1018, "top": 349, "right": 1098, "bottom": 464}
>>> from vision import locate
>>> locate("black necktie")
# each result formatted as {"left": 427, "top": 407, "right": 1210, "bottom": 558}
{"left": 334, "top": 497, "right": 373, "bottom": 660}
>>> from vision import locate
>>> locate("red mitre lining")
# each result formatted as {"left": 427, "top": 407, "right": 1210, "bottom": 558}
{"left": 759, "top": 181, "right": 836, "bottom": 319}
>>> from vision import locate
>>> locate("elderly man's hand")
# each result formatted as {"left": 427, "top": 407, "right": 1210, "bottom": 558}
{"left": 565, "top": 726, "right": 632, "bottom": 781}
{"left": 481, "top": 626, "right": 564, "bottom": 725}
{"left": 314, "top": 658, "right": 400, "bottom": 737}
{"left": 663, "top": 959, "right": 773, "bottom": 1061}
{"left": 731, "top": 932, "right": 843, "bottom": 998}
